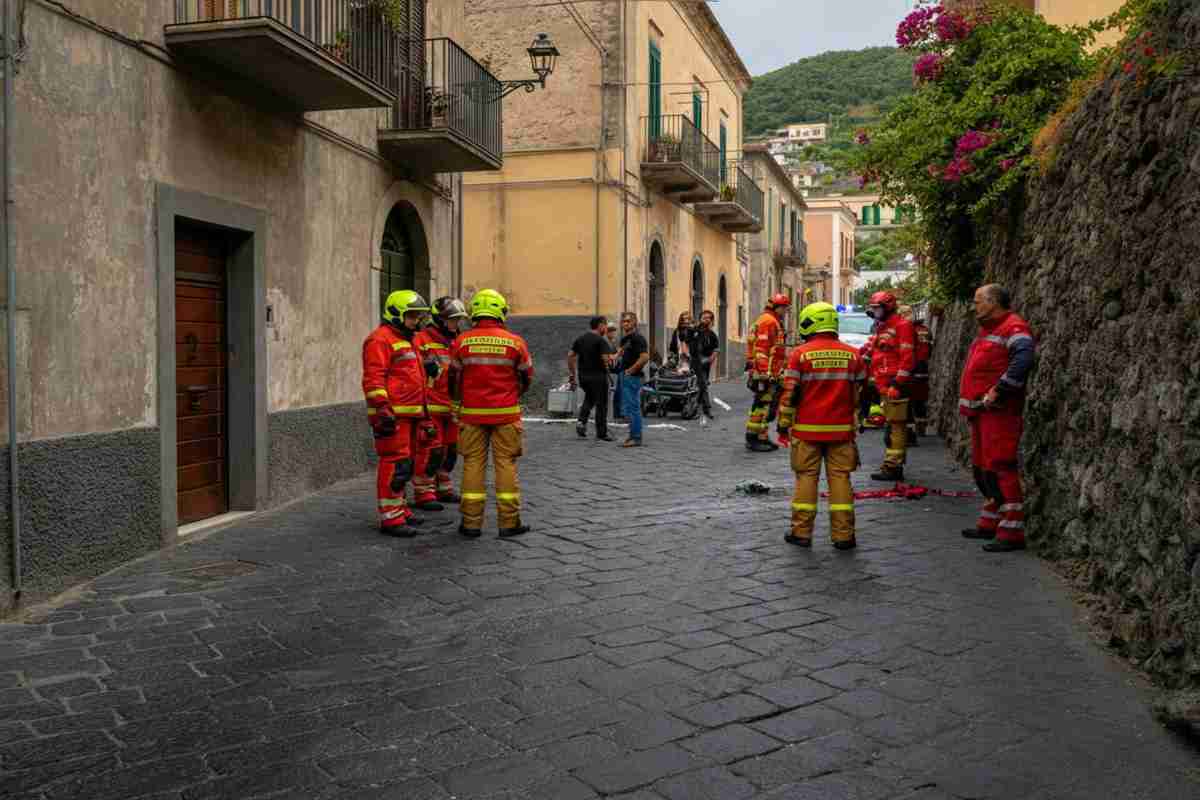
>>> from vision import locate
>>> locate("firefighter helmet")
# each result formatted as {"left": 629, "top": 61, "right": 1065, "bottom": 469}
{"left": 868, "top": 291, "right": 898, "bottom": 314}
{"left": 797, "top": 302, "right": 839, "bottom": 336}
{"left": 866, "top": 403, "right": 887, "bottom": 428}
{"left": 469, "top": 289, "right": 509, "bottom": 321}
{"left": 382, "top": 290, "right": 431, "bottom": 325}
{"left": 433, "top": 296, "right": 469, "bottom": 322}
{"left": 768, "top": 293, "right": 792, "bottom": 309}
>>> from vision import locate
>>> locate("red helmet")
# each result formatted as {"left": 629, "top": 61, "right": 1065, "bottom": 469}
{"left": 868, "top": 291, "right": 898, "bottom": 314}
{"left": 768, "top": 293, "right": 791, "bottom": 309}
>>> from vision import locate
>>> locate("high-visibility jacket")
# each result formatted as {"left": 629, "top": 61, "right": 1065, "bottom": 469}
{"left": 450, "top": 319, "right": 534, "bottom": 425}
{"left": 777, "top": 333, "right": 866, "bottom": 442}
{"left": 860, "top": 334, "right": 876, "bottom": 369}
{"left": 746, "top": 310, "right": 786, "bottom": 379}
{"left": 415, "top": 324, "right": 454, "bottom": 416}
{"left": 870, "top": 314, "right": 916, "bottom": 391}
{"left": 362, "top": 323, "right": 427, "bottom": 418}
{"left": 959, "top": 312, "right": 1035, "bottom": 417}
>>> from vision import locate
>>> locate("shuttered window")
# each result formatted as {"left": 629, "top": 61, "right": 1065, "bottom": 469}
{"left": 693, "top": 91, "right": 703, "bottom": 128}
{"left": 649, "top": 42, "right": 662, "bottom": 138}
{"left": 719, "top": 121, "right": 728, "bottom": 184}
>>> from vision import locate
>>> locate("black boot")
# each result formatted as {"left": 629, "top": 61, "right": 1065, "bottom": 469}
{"left": 458, "top": 524, "right": 482, "bottom": 539}
{"left": 747, "top": 440, "right": 776, "bottom": 453}
{"left": 983, "top": 539, "right": 1025, "bottom": 553}
{"left": 784, "top": 534, "right": 812, "bottom": 547}
{"left": 498, "top": 524, "right": 531, "bottom": 539}
{"left": 380, "top": 524, "right": 419, "bottom": 538}
{"left": 438, "top": 491, "right": 461, "bottom": 504}
{"left": 907, "top": 428, "right": 920, "bottom": 447}
{"left": 576, "top": 423, "right": 587, "bottom": 438}
{"left": 962, "top": 528, "right": 995, "bottom": 540}
{"left": 414, "top": 500, "right": 445, "bottom": 512}
{"left": 870, "top": 467, "right": 904, "bottom": 482}
{"left": 833, "top": 538, "right": 857, "bottom": 551}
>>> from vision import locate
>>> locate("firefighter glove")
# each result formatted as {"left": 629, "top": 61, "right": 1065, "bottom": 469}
{"left": 372, "top": 413, "right": 397, "bottom": 439}
{"left": 419, "top": 420, "right": 438, "bottom": 443}
{"left": 424, "top": 359, "right": 440, "bottom": 379}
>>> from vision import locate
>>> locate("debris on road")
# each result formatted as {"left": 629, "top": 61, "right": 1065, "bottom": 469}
{"left": 735, "top": 479, "right": 772, "bottom": 495}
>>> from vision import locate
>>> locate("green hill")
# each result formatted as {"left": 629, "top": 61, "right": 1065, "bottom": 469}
{"left": 745, "top": 47, "right": 917, "bottom": 139}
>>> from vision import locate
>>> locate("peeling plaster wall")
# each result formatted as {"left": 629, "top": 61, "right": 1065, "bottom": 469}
{"left": 10, "top": 2, "right": 455, "bottom": 438}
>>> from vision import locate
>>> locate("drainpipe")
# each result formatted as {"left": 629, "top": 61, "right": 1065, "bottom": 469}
{"left": 456, "top": 173, "right": 463, "bottom": 297}
{"left": 620, "top": 0, "right": 629, "bottom": 315}
{"left": 2, "top": 0, "right": 19, "bottom": 603}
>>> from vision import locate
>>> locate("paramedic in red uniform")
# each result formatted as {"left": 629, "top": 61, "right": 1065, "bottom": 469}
{"left": 959, "top": 284, "right": 1036, "bottom": 553}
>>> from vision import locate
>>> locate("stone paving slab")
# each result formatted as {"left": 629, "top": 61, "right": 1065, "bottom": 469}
{"left": 0, "top": 393, "right": 1197, "bottom": 799}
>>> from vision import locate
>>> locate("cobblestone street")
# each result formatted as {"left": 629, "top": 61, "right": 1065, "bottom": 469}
{"left": 1, "top": 394, "right": 1196, "bottom": 799}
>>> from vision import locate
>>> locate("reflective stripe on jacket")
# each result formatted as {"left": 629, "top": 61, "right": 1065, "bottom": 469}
{"left": 746, "top": 311, "right": 786, "bottom": 378}
{"left": 959, "top": 311, "right": 1035, "bottom": 417}
{"left": 777, "top": 333, "right": 866, "bottom": 442}
{"left": 450, "top": 319, "right": 533, "bottom": 425}
{"left": 415, "top": 325, "right": 454, "bottom": 416}
{"left": 870, "top": 314, "right": 916, "bottom": 390}
{"left": 362, "top": 323, "right": 426, "bottom": 418}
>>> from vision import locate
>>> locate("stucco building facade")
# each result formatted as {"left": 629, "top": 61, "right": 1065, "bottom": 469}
{"left": 461, "top": 0, "right": 760, "bottom": 392}
{"left": 0, "top": 0, "right": 513, "bottom": 605}
{"left": 742, "top": 145, "right": 808, "bottom": 336}
{"left": 803, "top": 198, "right": 858, "bottom": 308}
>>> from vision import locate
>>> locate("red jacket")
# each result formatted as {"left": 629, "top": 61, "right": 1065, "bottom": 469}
{"left": 450, "top": 319, "right": 533, "bottom": 425}
{"left": 747, "top": 310, "right": 786, "bottom": 379}
{"left": 870, "top": 313, "right": 916, "bottom": 391}
{"left": 959, "top": 311, "right": 1035, "bottom": 417}
{"left": 914, "top": 322, "right": 932, "bottom": 364}
{"left": 362, "top": 323, "right": 426, "bottom": 418}
{"left": 415, "top": 325, "right": 454, "bottom": 416}
{"left": 778, "top": 333, "right": 866, "bottom": 442}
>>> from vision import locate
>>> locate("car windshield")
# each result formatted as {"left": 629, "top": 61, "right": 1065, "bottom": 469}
{"left": 839, "top": 315, "right": 874, "bottom": 335}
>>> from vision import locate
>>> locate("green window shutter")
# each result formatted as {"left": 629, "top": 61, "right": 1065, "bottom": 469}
{"left": 719, "top": 122, "right": 728, "bottom": 184}
{"left": 649, "top": 43, "right": 662, "bottom": 139}
{"left": 693, "top": 92, "right": 703, "bottom": 128}
{"left": 862, "top": 206, "right": 870, "bottom": 225}
{"left": 873, "top": 205, "right": 881, "bottom": 226}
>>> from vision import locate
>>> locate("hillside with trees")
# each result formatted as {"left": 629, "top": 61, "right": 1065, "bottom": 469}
{"left": 745, "top": 47, "right": 917, "bottom": 138}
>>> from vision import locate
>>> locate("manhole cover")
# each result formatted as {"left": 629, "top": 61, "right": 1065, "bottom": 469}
{"left": 169, "top": 561, "right": 261, "bottom": 582}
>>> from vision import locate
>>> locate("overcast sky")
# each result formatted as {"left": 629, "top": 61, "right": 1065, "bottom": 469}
{"left": 711, "top": 0, "right": 915, "bottom": 76}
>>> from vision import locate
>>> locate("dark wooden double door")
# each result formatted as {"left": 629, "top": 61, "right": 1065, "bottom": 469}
{"left": 175, "top": 223, "right": 229, "bottom": 525}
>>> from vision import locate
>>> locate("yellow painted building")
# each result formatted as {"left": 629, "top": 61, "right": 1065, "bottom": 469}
{"left": 462, "top": 1, "right": 760, "bottom": 394}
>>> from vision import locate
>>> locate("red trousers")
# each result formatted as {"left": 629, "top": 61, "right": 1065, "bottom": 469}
{"left": 374, "top": 418, "right": 434, "bottom": 529}
{"left": 970, "top": 413, "right": 1025, "bottom": 544}
{"left": 412, "top": 415, "right": 459, "bottom": 502}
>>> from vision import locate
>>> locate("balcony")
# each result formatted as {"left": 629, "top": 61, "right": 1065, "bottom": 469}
{"left": 773, "top": 240, "right": 807, "bottom": 268}
{"left": 640, "top": 115, "right": 720, "bottom": 203}
{"left": 693, "top": 161, "right": 764, "bottom": 233}
{"left": 165, "top": 1, "right": 396, "bottom": 112}
{"left": 378, "top": 38, "right": 503, "bottom": 175}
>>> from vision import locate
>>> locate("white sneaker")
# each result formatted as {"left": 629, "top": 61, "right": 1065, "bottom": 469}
{"left": 700, "top": 416, "right": 709, "bottom": 428}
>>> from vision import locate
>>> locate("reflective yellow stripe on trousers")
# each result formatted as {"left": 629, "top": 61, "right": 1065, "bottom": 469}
{"left": 461, "top": 406, "right": 522, "bottom": 416}
{"left": 461, "top": 492, "right": 488, "bottom": 501}
{"left": 791, "top": 502, "right": 817, "bottom": 511}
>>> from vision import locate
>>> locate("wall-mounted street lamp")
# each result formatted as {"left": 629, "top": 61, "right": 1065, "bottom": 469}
{"left": 497, "top": 33, "right": 560, "bottom": 99}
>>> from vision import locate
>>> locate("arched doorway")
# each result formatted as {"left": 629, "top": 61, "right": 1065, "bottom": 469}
{"left": 648, "top": 241, "right": 665, "bottom": 355}
{"left": 379, "top": 203, "right": 430, "bottom": 314}
{"left": 718, "top": 274, "right": 728, "bottom": 379}
{"left": 691, "top": 259, "right": 704, "bottom": 320}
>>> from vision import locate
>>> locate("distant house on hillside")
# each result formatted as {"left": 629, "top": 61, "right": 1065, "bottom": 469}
{"left": 948, "top": 0, "right": 1123, "bottom": 45}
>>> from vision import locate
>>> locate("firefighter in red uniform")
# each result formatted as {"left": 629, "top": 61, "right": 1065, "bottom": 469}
{"left": 898, "top": 304, "right": 933, "bottom": 444}
{"left": 959, "top": 284, "right": 1035, "bottom": 553}
{"left": 362, "top": 290, "right": 439, "bottom": 537}
{"left": 744, "top": 294, "right": 791, "bottom": 452}
{"left": 866, "top": 291, "right": 916, "bottom": 481}
{"left": 449, "top": 289, "right": 535, "bottom": 539}
{"left": 413, "top": 298, "right": 469, "bottom": 507}
{"left": 776, "top": 303, "right": 867, "bottom": 549}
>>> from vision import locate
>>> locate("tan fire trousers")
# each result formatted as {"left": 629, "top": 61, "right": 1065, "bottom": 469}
{"left": 882, "top": 397, "right": 909, "bottom": 470}
{"left": 791, "top": 439, "right": 858, "bottom": 543}
{"left": 459, "top": 422, "right": 524, "bottom": 530}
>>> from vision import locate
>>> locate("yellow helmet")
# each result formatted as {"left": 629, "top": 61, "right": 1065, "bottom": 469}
{"left": 797, "top": 302, "right": 839, "bottom": 337}
{"left": 469, "top": 289, "right": 509, "bottom": 321}
{"left": 382, "top": 290, "right": 431, "bottom": 325}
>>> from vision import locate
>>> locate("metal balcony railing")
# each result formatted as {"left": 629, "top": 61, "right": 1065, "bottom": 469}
{"left": 773, "top": 240, "right": 808, "bottom": 263}
{"left": 385, "top": 38, "right": 502, "bottom": 166}
{"left": 722, "top": 161, "right": 763, "bottom": 224}
{"left": 641, "top": 115, "right": 721, "bottom": 190}
{"left": 173, "top": 0, "right": 399, "bottom": 95}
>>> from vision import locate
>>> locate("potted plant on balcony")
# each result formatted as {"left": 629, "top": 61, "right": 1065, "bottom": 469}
{"left": 719, "top": 184, "right": 735, "bottom": 202}
{"left": 323, "top": 29, "right": 351, "bottom": 63}
{"left": 427, "top": 87, "right": 450, "bottom": 128}
{"left": 650, "top": 133, "right": 678, "bottom": 163}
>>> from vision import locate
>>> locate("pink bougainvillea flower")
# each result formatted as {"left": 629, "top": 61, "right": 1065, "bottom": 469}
{"left": 1123, "top": 61, "right": 1135, "bottom": 73}
{"left": 896, "top": 4, "right": 943, "bottom": 49}
{"left": 990, "top": 119, "right": 1002, "bottom": 130}
{"left": 1000, "top": 159, "right": 1015, "bottom": 172}
{"left": 935, "top": 11, "right": 973, "bottom": 43}
{"left": 914, "top": 52, "right": 946, "bottom": 82}
{"left": 954, "top": 130, "right": 993, "bottom": 157}
{"left": 1144, "top": 47, "right": 1155, "bottom": 57}
{"left": 854, "top": 130, "right": 871, "bottom": 145}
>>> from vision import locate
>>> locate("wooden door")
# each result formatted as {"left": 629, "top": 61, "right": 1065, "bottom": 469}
{"left": 175, "top": 224, "right": 228, "bottom": 525}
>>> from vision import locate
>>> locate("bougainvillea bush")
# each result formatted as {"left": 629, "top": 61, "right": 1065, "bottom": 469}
{"left": 852, "top": 1, "right": 1094, "bottom": 299}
